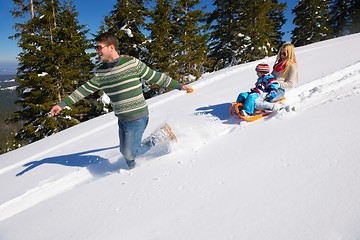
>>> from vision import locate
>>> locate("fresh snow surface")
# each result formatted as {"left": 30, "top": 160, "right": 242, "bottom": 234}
{"left": 1, "top": 34, "right": 360, "bottom": 240}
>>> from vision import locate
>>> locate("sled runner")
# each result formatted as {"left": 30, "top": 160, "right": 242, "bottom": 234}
{"left": 229, "top": 97, "right": 286, "bottom": 122}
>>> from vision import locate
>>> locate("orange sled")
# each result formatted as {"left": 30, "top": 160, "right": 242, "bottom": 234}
{"left": 229, "top": 97, "right": 285, "bottom": 122}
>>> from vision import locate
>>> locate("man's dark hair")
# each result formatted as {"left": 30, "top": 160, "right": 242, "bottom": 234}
{"left": 95, "top": 32, "right": 119, "bottom": 51}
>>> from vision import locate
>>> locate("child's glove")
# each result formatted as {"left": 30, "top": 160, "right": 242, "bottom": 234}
{"left": 264, "top": 90, "right": 277, "bottom": 102}
{"left": 251, "top": 84, "right": 265, "bottom": 94}
{"left": 256, "top": 83, "right": 266, "bottom": 92}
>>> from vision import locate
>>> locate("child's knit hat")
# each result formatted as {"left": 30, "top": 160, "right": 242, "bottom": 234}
{"left": 255, "top": 63, "right": 270, "bottom": 73}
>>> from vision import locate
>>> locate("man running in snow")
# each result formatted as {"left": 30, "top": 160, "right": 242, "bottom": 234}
{"left": 50, "top": 32, "right": 192, "bottom": 169}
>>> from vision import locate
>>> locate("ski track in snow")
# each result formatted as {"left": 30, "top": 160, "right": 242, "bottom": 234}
{"left": 0, "top": 152, "right": 132, "bottom": 222}
{"left": 0, "top": 169, "right": 92, "bottom": 222}
{"left": 1, "top": 61, "right": 360, "bottom": 223}
{"left": 286, "top": 61, "right": 360, "bottom": 112}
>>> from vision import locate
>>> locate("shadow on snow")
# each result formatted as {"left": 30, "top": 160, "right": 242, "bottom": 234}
{"left": 195, "top": 102, "right": 241, "bottom": 125}
{"left": 15, "top": 146, "right": 128, "bottom": 177}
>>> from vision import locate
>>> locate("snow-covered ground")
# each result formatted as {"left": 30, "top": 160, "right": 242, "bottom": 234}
{"left": 1, "top": 33, "right": 360, "bottom": 240}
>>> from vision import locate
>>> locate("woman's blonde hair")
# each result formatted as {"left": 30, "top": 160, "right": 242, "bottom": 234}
{"left": 276, "top": 43, "right": 297, "bottom": 78}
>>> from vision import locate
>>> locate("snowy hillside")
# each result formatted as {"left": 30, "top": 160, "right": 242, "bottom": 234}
{"left": 1, "top": 34, "right": 360, "bottom": 240}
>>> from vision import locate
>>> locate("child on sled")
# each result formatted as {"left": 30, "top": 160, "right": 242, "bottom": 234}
{"left": 235, "top": 63, "right": 281, "bottom": 117}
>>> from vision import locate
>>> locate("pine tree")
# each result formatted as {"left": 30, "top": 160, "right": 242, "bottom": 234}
{"left": 103, "top": 0, "right": 147, "bottom": 59}
{"left": 329, "top": 0, "right": 351, "bottom": 37}
{"left": 208, "top": 0, "right": 242, "bottom": 69}
{"left": 208, "top": 0, "right": 286, "bottom": 69}
{"left": 269, "top": 0, "right": 287, "bottom": 50}
{"left": 349, "top": 0, "right": 360, "bottom": 34}
{"left": 8, "top": 0, "right": 98, "bottom": 145}
{"left": 171, "top": 0, "right": 209, "bottom": 83}
{"left": 146, "top": 0, "right": 176, "bottom": 77}
{"left": 143, "top": 0, "right": 177, "bottom": 98}
{"left": 292, "top": 0, "right": 333, "bottom": 47}
{"left": 237, "top": 0, "right": 286, "bottom": 63}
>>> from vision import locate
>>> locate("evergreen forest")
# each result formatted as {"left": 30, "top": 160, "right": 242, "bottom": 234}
{"left": 1, "top": 0, "right": 359, "bottom": 154}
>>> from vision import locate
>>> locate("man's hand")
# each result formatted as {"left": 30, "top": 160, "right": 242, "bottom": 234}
{"left": 182, "top": 85, "right": 194, "bottom": 93}
{"left": 50, "top": 105, "right": 62, "bottom": 117}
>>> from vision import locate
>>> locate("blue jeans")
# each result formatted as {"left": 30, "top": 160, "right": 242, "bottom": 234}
{"left": 118, "top": 116, "right": 153, "bottom": 162}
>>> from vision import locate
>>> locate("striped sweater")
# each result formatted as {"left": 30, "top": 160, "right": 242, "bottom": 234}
{"left": 59, "top": 56, "right": 182, "bottom": 122}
